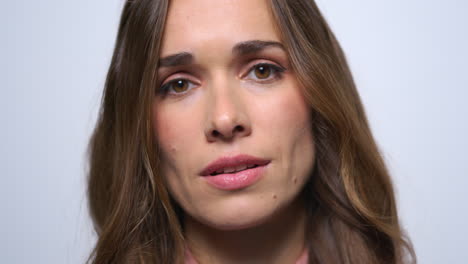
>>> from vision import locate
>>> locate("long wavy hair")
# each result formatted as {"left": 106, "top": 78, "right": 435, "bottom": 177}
{"left": 87, "top": 0, "right": 416, "bottom": 263}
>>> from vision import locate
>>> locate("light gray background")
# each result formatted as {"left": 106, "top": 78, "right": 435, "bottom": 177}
{"left": 1, "top": 0, "right": 467, "bottom": 263}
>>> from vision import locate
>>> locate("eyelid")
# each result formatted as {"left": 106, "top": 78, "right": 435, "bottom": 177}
{"left": 158, "top": 73, "right": 200, "bottom": 96}
{"left": 241, "top": 60, "right": 287, "bottom": 81}
{"left": 159, "top": 79, "right": 197, "bottom": 97}
{"left": 160, "top": 72, "right": 199, "bottom": 86}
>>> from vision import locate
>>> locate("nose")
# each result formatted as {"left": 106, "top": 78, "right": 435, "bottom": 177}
{"left": 204, "top": 82, "right": 251, "bottom": 142}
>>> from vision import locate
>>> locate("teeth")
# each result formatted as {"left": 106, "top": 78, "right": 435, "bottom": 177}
{"left": 235, "top": 164, "right": 248, "bottom": 172}
{"left": 223, "top": 166, "right": 237, "bottom": 173}
{"left": 215, "top": 164, "right": 251, "bottom": 174}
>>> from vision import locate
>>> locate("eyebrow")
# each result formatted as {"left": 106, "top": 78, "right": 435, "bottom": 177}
{"left": 232, "top": 40, "right": 285, "bottom": 56}
{"left": 158, "top": 52, "right": 193, "bottom": 68}
{"left": 158, "top": 40, "right": 285, "bottom": 68}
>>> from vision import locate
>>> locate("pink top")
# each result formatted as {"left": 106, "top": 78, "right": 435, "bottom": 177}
{"left": 185, "top": 246, "right": 309, "bottom": 264}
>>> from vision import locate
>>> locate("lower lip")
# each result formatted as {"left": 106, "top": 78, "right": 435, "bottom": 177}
{"left": 203, "top": 164, "right": 269, "bottom": 191}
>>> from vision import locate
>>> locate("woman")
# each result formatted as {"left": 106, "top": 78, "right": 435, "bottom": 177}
{"left": 87, "top": 0, "right": 415, "bottom": 263}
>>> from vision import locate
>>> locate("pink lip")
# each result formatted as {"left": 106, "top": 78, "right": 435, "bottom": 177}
{"left": 199, "top": 154, "right": 271, "bottom": 190}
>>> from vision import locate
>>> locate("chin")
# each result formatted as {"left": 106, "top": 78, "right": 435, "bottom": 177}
{"left": 190, "top": 194, "right": 283, "bottom": 231}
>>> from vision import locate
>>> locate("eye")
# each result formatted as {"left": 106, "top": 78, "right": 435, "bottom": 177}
{"left": 245, "top": 63, "right": 286, "bottom": 82}
{"left": 159, "top": 78, "right": 196, "bottom": 96}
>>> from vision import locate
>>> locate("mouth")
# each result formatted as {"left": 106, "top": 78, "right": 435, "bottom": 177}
{"left": 199, "top": 154, "right": 271, "bottom": 177}
{"left": 202, "top": 163, "right": 269, "bottom": 191}
{"left": 208, "top": 164, "right": 261, "bottom": 176}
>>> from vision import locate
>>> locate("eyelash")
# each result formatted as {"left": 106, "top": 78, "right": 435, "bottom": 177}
{"left": 157, "top": 63, "right": 286, "bottom": 97}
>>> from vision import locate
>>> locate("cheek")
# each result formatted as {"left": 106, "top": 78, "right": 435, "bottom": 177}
{"left": 152, "top": 104, "right": 198, "bottom": 202}
{"left": 152, "top": 103, "right": 201, "bottom": 202}
{"left": 262, "top": 85, "right": 313, "bottom": 151}
{"left": 153, "top": 104, "right": 198, "bottom": 159}
{"left": 279, "top": 88, "right": 310, "bottom": 134}
{"left": 154, "top": 112, "right": 177, "bottom": 155}
{"left": 259, "top": 84, "right": 315, "bottom": 186}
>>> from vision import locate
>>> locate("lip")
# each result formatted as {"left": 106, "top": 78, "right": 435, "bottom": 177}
{"left": 199, "top": 154, "right": 271, "bottom": 176}
{"left": 199, "top": 154, "right": 271, "bottom": 191}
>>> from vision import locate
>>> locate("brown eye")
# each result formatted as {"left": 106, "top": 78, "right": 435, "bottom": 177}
{"left": 245, "top": 63, "right": 286, "bottom": 83}
{"left": 254, "top": 64, "right": 271, "bottom": 79}
{"left": 159, "top": 78, "right": 194, "bottom": 96}
{"left": 172, "top": 79, "right": 189, "bottom": 93}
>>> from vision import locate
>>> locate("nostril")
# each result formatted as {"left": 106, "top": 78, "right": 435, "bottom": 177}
{"left": 209, "top": 125, "right": 247, "bottom": 140}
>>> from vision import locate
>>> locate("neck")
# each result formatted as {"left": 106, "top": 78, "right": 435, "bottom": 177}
{"left": 184, "top": 198, "right": 307, "bottom": 264}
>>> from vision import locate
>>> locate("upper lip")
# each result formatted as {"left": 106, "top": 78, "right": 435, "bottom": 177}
{"left": 199, "top": 154, "right": 271, "bottom": 176}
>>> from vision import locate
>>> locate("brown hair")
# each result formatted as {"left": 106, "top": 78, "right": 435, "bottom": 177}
{"left": 87, "top": 0, "right": 416, "bottom": 263}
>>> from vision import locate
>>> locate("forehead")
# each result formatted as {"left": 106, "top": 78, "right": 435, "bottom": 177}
{"left": 160, "top": 0, "right": 280, "bottom": 57}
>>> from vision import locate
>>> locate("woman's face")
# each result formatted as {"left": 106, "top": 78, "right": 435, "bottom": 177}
{"left": 153, "top": 0, "right": 315, "bottom": 230}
